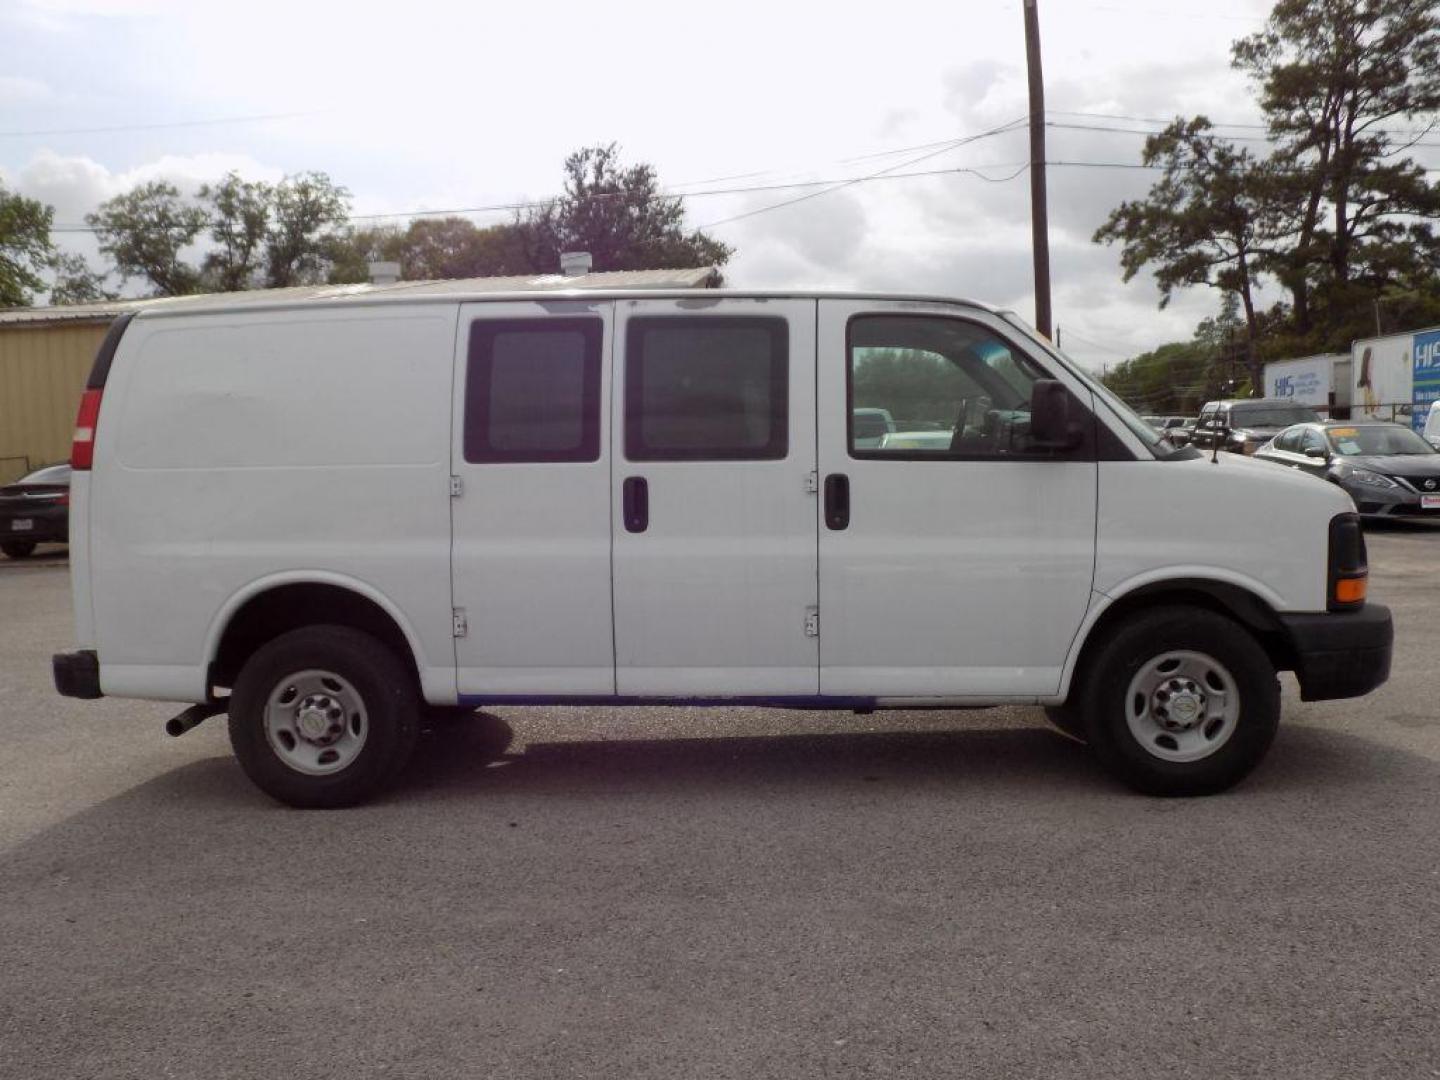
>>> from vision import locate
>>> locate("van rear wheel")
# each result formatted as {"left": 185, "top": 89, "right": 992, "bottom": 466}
{"left": 228, "top": 625, "right": 420, "bottom": 808}
{"left": 1079, "top": 607, "right": 1279, "bottom": 796}
{"left": 1, "top": 541, "right": 36, "bottom": 559}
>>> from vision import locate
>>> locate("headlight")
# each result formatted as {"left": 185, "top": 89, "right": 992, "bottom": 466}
{"left": 1347, "top": 468, "right": 1397, "bottom": 489}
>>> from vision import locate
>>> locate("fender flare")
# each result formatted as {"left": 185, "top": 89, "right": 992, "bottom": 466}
{"left": 1057, "top": 567, "right": 1291, "bottom": 700}
{"left": 202, "top": 570, "right": 431, "bottom": 678}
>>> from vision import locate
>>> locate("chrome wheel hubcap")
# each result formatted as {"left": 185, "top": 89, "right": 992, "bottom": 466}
{"left": 264, "top": 670, "right": 368, "bottom": 776}
{"left": 1125, "top": 651, "right": 1239, "bottom": 763}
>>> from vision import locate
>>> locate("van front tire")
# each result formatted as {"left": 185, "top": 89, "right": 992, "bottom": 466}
{"left": 228, "top": 625, "right": 420, "bottom": 808}
{"left": 1080, "top": 607, "right": 1279, "bottom": 796}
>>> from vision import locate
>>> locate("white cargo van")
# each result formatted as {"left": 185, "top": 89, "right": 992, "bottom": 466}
{"left": 53, "top": 287, "right": 1393, "bottom": 806}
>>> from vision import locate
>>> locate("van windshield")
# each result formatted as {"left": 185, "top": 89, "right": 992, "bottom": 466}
{"left": 999, "top": 312, "right": 1167, "bottom": 455}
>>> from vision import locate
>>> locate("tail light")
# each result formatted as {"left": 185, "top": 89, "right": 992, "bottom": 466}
{"left": 71, "top": 388, "right": 103, "bottom": 470}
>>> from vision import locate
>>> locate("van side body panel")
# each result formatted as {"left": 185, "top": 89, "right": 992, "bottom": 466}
{"left": 90, "top": 306, "right": 458, "bottom": 702}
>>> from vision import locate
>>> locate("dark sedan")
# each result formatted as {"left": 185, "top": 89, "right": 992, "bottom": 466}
{"left": 0, "top": 463, "right": 70, "bottom": 558}
{"left": 1255, "top": 421, "right": 1440, "bottom": 519}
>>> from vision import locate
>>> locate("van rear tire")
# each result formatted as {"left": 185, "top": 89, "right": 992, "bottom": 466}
{"left": 228, "top": 625, "right": 420, "bottom": 808}
{"left": 1079, "top": 607, "right": 1279, "bottom": 796}
{"left": 1, "top": 541, "right": 36, "bottom": 559}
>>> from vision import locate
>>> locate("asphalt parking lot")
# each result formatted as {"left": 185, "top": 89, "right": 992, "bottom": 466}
{"left": 2, "top": 529, "right": 1438, "bottom": 1079}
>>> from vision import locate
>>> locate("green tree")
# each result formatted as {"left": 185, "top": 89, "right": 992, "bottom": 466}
{"left": 521, "top": 145, "right": 732, "bottom": 272}
{"left": 199, "top": 172, "right": 272, "bottom": 291}
{"left": 1094, "top": 119, "right": 1273, "bottom": 390}
{"left": 0, "top": 182, "right": 56, "bottom": 307}
{"left": 86, "top": 181, "right": 206, "bottom": 296}
{"left": 326, "top": 223, "right": 406, "bottom": 284}
{"left": 48, "top": 253, "right": 115, "bottom": 305}
{"left": 264, "top": 172, "right": 351, "bottom": 287}
{"left": 1233, "top": 0, "right": 1440, "bottom": 339}
{"left": 1095, "top": 0, "right": 1440, "bottom": 366}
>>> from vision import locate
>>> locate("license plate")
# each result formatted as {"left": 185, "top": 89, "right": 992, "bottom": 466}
{"left": 1423, "top": 495, "right": 1440, "bottom": 510}
{"left": 11, "top": 519, "right": 33, "bottom": 532}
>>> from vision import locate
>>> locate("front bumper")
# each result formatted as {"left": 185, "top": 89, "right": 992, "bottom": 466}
{"left": 1279, "top": 604, "right": 1393, "bottom": 701}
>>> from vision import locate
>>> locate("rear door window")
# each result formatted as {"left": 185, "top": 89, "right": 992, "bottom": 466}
{"left": 464, "top": 318, "right": 603, "bottom": 463}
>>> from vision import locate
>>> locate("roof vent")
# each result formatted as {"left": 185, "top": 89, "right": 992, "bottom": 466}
{"left": 560, "top": 252, "right": 593, "bottom": 277}
{"left": 368, "top": 261, "right": 400, "bottom": 285}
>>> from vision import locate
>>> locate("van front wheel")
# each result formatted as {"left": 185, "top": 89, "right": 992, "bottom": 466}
{"left": 228, "top": 625, "right": 420, "bottom": 808}
{"left": 1080, "top": 607, "right": 1279, "bottom": 796}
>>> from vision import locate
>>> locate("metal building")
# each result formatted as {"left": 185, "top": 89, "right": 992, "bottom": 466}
{"left": 0, "top": 266, "right": 720, "bottom": 483}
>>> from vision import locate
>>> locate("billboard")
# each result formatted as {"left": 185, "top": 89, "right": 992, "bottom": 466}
{"left": 1264, "top": 354, "right": 1335, "bottom": 408}
{"left": 1352, "top": 332, "right": 1417, "bottom": 422}
{"left": 1414, "top": 330, "right": 1440, "bottom": 434}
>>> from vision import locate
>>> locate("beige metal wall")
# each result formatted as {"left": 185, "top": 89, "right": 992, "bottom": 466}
{"left": 0, "top": 321, "right": 111, "bottom": 483}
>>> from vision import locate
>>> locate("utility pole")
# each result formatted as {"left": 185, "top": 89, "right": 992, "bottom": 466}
{"left": 1023, "top": 0, "right": 1052, "bottom": 339}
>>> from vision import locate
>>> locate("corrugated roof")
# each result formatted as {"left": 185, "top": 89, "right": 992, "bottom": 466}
{"left": 0, "top": 266, "right": 722, "bottom": 328}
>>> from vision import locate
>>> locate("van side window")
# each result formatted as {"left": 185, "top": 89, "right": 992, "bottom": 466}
{"left": 847, "top": 315, "right": 1054, "bottom": 458}
{"left": 464, "top": 318, "right": 602, "bottom": 464}
{"left": 625, "top": 317, "right": 788, "bottom": 461}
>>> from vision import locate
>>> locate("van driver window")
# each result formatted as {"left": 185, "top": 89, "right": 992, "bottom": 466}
{"left": 847, "top": 316, "right": 1050, "bottom": 457}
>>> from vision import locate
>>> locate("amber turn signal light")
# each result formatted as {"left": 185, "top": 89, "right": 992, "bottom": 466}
{"left": 1334, "top": 576, "right": 1367, "bottom": 605}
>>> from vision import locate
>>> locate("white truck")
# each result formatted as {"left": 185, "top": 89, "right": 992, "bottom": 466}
{"left": 53, "top": 287, "right": 1393, "bottom": 806}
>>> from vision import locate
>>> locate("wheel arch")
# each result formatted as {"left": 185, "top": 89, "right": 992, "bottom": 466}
{"left": 206, "top": 573, "right": 427, "bottom": 693}
{"left": 1059, "top": 575, "right": 1298, "bottom": 702}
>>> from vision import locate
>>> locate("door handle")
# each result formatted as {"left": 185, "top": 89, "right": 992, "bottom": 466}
{"left": 623, "top": 476, "right": 649, "bottom": 533}
{"left": 824, "top": 473, "right": 850, "bottom": 530}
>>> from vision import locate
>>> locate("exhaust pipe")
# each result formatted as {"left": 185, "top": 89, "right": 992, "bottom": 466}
{"left": 165, "top": 701, "right": 226, "bottom": 738}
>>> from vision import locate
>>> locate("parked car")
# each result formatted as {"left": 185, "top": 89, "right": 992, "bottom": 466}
{"left": 0, "top": 463, "right": 70, "bottom": 558}
{"left": 852, "top": 407, "right": 896, "bottom": 448}
{"left": 1192, "top": 399, "right": 1323, "bottom": 454}
{"left": 52, "top": 290, "right": 1391, "bottom": 807}
{"left": 1423, "top": 400, "right": 1440, "bottom": 450}
{"left": 1166, "top": 417, "right": 1197, "bottom": 447}
{"left": 1254, "top": 420, "right": 1440, "bottom": 518}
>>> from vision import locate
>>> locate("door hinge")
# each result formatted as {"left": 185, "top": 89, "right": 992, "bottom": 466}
{"left": 804, "top": 470, "right": 819, "bottom": 494}
{"left": 804, "top": 607, "right": 819, "bottom": 637}
{"left": 450, "top": 475, "right": 463, "bottom": 497}
{"left": 452, "top": 608, "right": 468, "bottom": 638}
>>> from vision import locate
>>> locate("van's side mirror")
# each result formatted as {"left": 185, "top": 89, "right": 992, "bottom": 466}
{"left": 1304, "top": 445, "right": 1328, "bottom": 460}
{"left": 1029, "top": 379, "right": 1083, "bottom": 450}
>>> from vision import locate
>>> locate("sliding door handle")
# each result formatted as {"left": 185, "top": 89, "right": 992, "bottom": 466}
{"left": 824, "top": 473, "right": 850, "bottom": 530}
{"left": 623, "top": 476, "right": 649, "bottom": 533}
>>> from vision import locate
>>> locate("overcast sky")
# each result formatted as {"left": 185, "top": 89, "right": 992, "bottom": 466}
{"left": 6, "top": 0, "right": 1431, "bottom": 371}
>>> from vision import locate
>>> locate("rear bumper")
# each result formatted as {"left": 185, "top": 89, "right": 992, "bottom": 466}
{"left": 1280, "top": 604, "right": 1393, "bottom": 702}
{"left": 0, "top": 506, "right": 68, "bottom": 543}
{"left": 53, "top": 650, "right": 102, "bottom": 699}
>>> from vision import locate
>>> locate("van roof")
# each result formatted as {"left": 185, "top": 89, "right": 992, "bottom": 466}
{"left": 125, "top": 287, "right": 1000, "bottom": 322}
{"left": 0, "top": 269, "right": 999, "bottom": 327}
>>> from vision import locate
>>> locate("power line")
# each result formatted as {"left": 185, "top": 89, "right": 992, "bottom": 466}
{"left": 696, "top": 117, "right": 1030, "bottom": 229}
{"left": 49, "top": 159, "right": 1037, "bottom": 233}
{"left": 1048, "top": 119, "right": 1440, "bottom": 150}
{"left": 1049, "top": 109, "right": 1440, "bottom": 140}
{"left": 50, "top": 153, "right": 1440, "bottom": 234}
